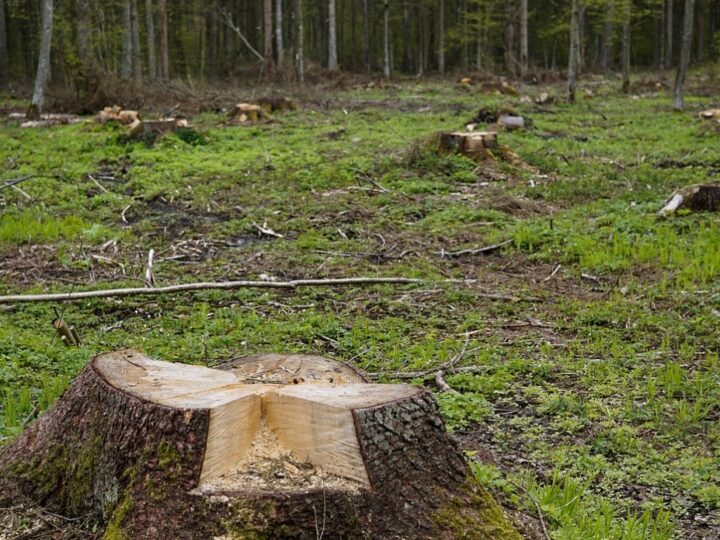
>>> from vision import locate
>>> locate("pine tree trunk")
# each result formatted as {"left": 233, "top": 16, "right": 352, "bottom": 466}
{"left": 145, "top": 0, "right": 157, "bottom": 79}
{"left": 30, "top": 0, "right": 53, "bottom": 116}
{"left": 383, "top": 0, "right": 391, "bottom": 78}
{"left": 504, "top": 0, "right": 515, "bottom": 75}
{"left": 621, "top": 3, "right": 631, "bottom": 93}
{"left": 130, "top": 0, "right": 142, "bottom": 83}
{"left": 696, "top": 0, "right": 704, "bottom": 63}
{"left": 438, "top": 0, "right": 445, "bottom": 74}
{"left": 275, "top": 0, "right": 284, "bottom": 68}
{"left": 666, "top": 0, "right": 674, "bottom": 68}
{"left": 328, "top": 0, "right": 338, "bottom": 70}
{"left": 0, "top": 0, "right": 6, "bottom": 87}
{"left": 75, "top": 0, "right": 94, "bottom": 79}
{"left": 568, "top": 0, "right": 579, "bottom": 103}
{"left": 0, "top": 351, "right": 519, "bottom": 540}
{"left": 121, "top": 0, "right": 133, "bottom": 79}
{"left": 363, "top": 0, "right": 370, "bottom": 71}
{"left": 519, "top": 0, "right": 528, "bottom": 77}
{"left": 263, "top": 0, "right": 274, "bottom": 74}
{"left": 158, "top": 0, "right": 169, "bottom": 79}
{"left": 296, "top": 0, "right": 304, "bottom": 84}
{"left": 599, "top": 10, "right": 614, "bottom": 72}
{"left": 402, "top": 0, "right": 412, "bottom": 72}
{"left": 674, "top": 0, "right": 696, "bottom": 109}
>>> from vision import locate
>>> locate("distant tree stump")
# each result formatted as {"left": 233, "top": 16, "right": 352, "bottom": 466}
{"left": 0, "top": 350, "right": 520, "bottom": 539}
{"left": 658, "top": 183, "right": 720, "bottom": 217}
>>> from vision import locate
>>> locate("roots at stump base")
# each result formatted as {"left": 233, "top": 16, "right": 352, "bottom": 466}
{"left": 0, "top": 350, "right": 520, "bottom": 539}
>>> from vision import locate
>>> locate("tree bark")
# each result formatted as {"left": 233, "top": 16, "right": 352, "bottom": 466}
{"left": 599, "top": 2, "right": 614, "bottom": 72}
{"left": 363, "top": 0, "right": 371, "bottom": 71}
{"left": 621, "top": 2, "right": 631, "bottom": 93}
{"left": 0, "top": 0, "right": 6, "bottom": 87}
{"left": 666, "top": 0, "right": 674, "bottom": 69}
{"left": 145, "top": 0, "right": 157, "bottom": 80}
{"left": 402, "top": 0, "right": 412, "bottom": 72}
{"left": 0, "top": 351, "right": 519, "bottom": 540}
{"left": 275, "top": 0, "right": 284, "bottom": 68}
{"left": 519, "top": 0, "right": 528, "bottom": 77}
{"left": 674, "top": 0, "right": 695, "bottom": 109}
{"left": 263, "top": 0, "right": 274, "bottom": 74}
{"left": 328, "top": 0, "right": 338, "bottom": 70}
{"left": 504, "top": 0, "right": 516, "bottom": 75}
{"left": 568, "top": 0, "right": 579, "bottom": 103}
{"left": 157, "top": 0, "right": 169, "bottom": 79}
{"left": 383, "top": 0, "right": 391, "bottom": 78}
{"left": 438, "top": 0, "right": 445, "bottom": 74}
{"left": 296, "top": 0, "right": 304, "bottom": 84}
{"left": 130, "top": 0, "right": 142, "bottom": 84}
{"left": 75, "top": 0, "right": 94, "bottom": 79}
{"left": 121, "top": 0, "right": 132, "bottom": 79}
{"left": 696, "top": 0, "right": 704, "bottom": 63}
{"left": 30, "top": 0, "right": 53, "bottom": 116}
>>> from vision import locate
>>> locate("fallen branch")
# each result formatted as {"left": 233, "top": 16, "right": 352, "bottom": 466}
{"left": 0, "top": 174, "right": 34, "bottom": 192}
{"left": 438, "top": 239, "right": 512, "bottom": 258}
{"left": 0, "top": 277, "right": 423, "bottom": 304}
{"left": 434, "top": 370, "right": 457, "bottom": 393}
{"left": 349, "top": 167, "right": 391, "bottom": 193}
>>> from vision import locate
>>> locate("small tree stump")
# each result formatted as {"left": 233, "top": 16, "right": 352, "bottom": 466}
{"left": 658, "top": 183, "right": 720, "bottom": 216}
{"left": 0, "top": 350, "right": 519, "bottom": 539}
{"left": 229, "top": 103, "right": 269, "bottom": 124}
{"left": 437, "top": 131, "right": 498, "bottom": 158}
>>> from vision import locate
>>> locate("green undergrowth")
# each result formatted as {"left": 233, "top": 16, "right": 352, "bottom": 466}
{"left": 1, "top": 74, "right": 719, "bottom": 538}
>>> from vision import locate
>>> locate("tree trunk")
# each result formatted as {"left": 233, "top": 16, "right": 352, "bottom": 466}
{"left": 29, "top": 0, "right": 53, "bottom": 117}
{"left": 383, "top": 0, "right": 391, "bottom": 78}
{"left": 674, "top": 0, "right": 695, "bottom": 109}
{"left": 696, "top": 0, "right": 704, "bottom": 63}
{"left": 328, "top": 0, "right": 338, "bottom": 70}
{"left": 130, "top": 0, "right": 142, "bottom": 84}
{"left": 402, "top": 0, "right": 412, "bottom": 72}
{"left": 75, "top": 0, "right": 94, "bottom": 79}
{"left": 0, "top": 351, "right": 518, "bottom": 540}
{"left": 621, "top": 2, "right": 631, "bottom": 93}
{"left": 145, "top": 0, "right": 157, "bottom": 80}
{"left": 504, "top": 0, "right": 515, "bottom": 75}
{"left": 296, "top": 0, "right": 304, "bottom": 83}
{"left": 263, "top": 0, "right": 274, "bottom": 74}
{"left": 438, "top": 0, "right": 445, "bottom": 74}
{"left": 599, "top": 8, "right": 614, "bottom": 72}
{"left": 363, "top": 0, "right": 371, "bottom": 71}
{"left": 121, "top": 0, "right": 132, "bottom": 79}
{"left": 568, "top": 0, "right": 579, "bottom": 102}
{"left": 158, "top": 0, "right": 169, "bottom": 79}
{"left": 275, "top": 0, "right": 284, "bottom": 68}
{"left": 666, "top": 0, "right": 674, "bottom": 68}
{"left": 519, "top": 0, "right": 528, "bottom": 77}
{"left": 0, "top": 0, "right": 6, "bottom": 87}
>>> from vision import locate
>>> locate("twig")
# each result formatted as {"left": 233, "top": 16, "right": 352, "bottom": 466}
{"left": 0, "top": 277, "right": 424, "bottom": 304}
{"left": 348, "top": 167, "right": 390, "bottom": 193}
{"left": 11, "top": 184, "right": 32, "bottom": 201}
{"left": 370, "top": 364, "right": 489, "bottom": 380}
{"left": 253, "top": 221, "right": 284, "bottom": 238}
{"left": 542, "top": 264, "right": 562, "bottom": 282}
{"left": 434, "top": 370, "right": 457, "bottom": 393}
{"left": 144, "top": 249, "right": 156, "bottom": 287}
{"left": 438, "top": 239, "right": 512, "bottom": 258}
{"left": 121, "top": 205, "right": 132, "bottom": 224}
{"left": 0, "top": 174, "right": 34, "bottom": 192}
{"left": 507, "top": 478, "right": 551, "bottom": 540}
{"left": 580, "top": 273, "right": 601, "bottom": 283}
{"left": 87, "top": 174, "right": 109, "bottom": 193}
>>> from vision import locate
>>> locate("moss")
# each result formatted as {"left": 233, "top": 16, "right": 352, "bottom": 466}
{"left": 103, "top": 492, "right": 133, "bottom": 540}
{"left": 432, "top": 484, "right": 523, "bottom": 540}
{"left": 222, "top": 499, "right": 279, "bottom": 540}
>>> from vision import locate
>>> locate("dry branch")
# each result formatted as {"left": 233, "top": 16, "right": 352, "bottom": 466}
{"left": 438, "top": 239, "right": 512, "bottom": 258}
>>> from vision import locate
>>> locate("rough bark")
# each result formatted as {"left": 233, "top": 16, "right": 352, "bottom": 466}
{"left": 674, "top": 0, "right": 695, "bottom": 109}
{"left": 0, "top": 351, "right": 521, "bottom": 540}
{"left": 666, "top": 0, "right": 674, "bottom": 69}
{"left": 145, "top": 0, "right": 157, "bottom": 79}
{"left": 295, "top": 0, "right": 304, "bottom": 84}
{"left": 30, "top": 0, "right": 53, "bottom": 116}
{"left": 504, "top": 0, "right": 515, "bottom": 75}
{"left": 599, "top": 3, "right": 614, "bottom": 72}
{"left": 328, "top": 0, "right": 338, "bottom": 70}
{"left": 158, "top": 0, "right": 169, "bottom": 79}
{"left": 75, "top": 0, "right": 94, "bottom": 78}
{"left": 438, "top": 0, "right": 446, "bottom": 74}
{"left": 568, "top": 0, "right": 579, "bottom": 103}
{"left": 0, "top": 0, "right": 6, "bottom": 87}
{"left": 263, "top": 0, "right": 274, "bottom": 74}
{"left": 519, "top": 0, "right": 528, "bottom": 77}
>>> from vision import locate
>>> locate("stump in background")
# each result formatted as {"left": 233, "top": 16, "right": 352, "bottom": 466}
{"left": 0, "top": 350, "right": 520, "bottom": 539}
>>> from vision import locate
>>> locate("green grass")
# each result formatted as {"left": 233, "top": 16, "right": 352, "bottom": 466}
{"left": 1, "top": 74, "right": 719, "bottom": 538}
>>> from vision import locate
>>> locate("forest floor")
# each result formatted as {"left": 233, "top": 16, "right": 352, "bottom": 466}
{"left": 0, "top": 70, "right": 719, "bottom": 539}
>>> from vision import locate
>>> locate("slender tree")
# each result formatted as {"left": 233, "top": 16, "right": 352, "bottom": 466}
{"left": 264, "top": 0, "right": 274, "bottom": 73}
{"left": 29, "top": 0, "right": 54, "bottom": 117}
{"left": 438, "top": 0, "right": 445, "bottom": 74}
{"left": 145, "top": 0, "right": 157, "bottom": 80}
{"left": 328, "top": 0, "right": 338, "bottom": 70}
{"left": 75, "top": 0, "right": 95, "bottom": 78}
{"left": 674, "top": 0, "right": 695, "bottom": 109}
{"left": 665, "top": 0, "right": 674, "bottom": 69}
{"left": 158, "top": 0, "right": 169, "bottom": 79}
{"left": 621, "top": 1, "right": 631, "bottom": 93}
{"left": 130, "top": 0, "right": 142, "bottom": 83}
{"left": 121, "top": 0, "right": 133, "bottom": 79}
{"left": 504, "top": 0, "right": 516, "bottom": 75}
{"left": 519, "top": 0, "right": 528, "bottom": 77}
{"left": 0, "top": 0, "right": 6, "bottom": 87}
{"left": 275, "top": 0, "right": 284, "bottom": 67}
{"left": 599, "top": 1, "right": 614, "bottom": 72}
{"left": 296, "top": 0, "right": 304, "bottom": 83}
{"left": 363, "top": 0, "right": 370, "bottom": 71}
{"left": 568, "top": 0, "right": 580, "bottom": 102}
{"left": 383, "top": 0, "right": 391, "bottom": 78}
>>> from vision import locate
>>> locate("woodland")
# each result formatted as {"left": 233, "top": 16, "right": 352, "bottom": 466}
{"left": 0, "top": 1, "right": 719, "bottom": 539}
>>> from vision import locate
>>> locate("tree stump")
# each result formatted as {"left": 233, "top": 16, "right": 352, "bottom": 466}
{"left": 0, "top": 350, "right": 520, "bottom": 539}
{"left": 658, "top": 183, "right": 720, "bottom": 216}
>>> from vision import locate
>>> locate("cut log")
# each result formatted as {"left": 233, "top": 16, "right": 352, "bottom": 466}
{"left": 229, "top": 103, "right": 269, "bottom": 124}
{"left": 96, "top": 106, "right": 141, "bottom": 125}
{"left": 437, "top": 131, "right": 498, "bottom": 158}
{"left": 0, "top": 350, "right": 519, "bottom": 539}
{"left": 658, "top": 183, "right": 720, "bottom": 216}
{"left": 255, "top": 96, "right": 297, "bottom": 115}
{"left": 698, "top": 108, "right": 720, "bottom": 120}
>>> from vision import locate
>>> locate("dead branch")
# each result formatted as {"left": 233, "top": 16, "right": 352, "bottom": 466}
{"left": 438, "top": 239, "right": 512, "bottom": 258}
{"left": 253, "top": 221, "right": 285, "bottom": 238}
{"left": 0, "top": 174, "right": 34, "bottom": 192}
{"left": 434, "top": 370, "right": 457, "bottom": 393}
{"left": 220, "top": 10, "right": 266, "bottom": 63}
{"left": 144, "top": 249, "right": 156, "bottom": 287}
{"left": 349, "top": 167, "right": 390, "bottom": 193}
{"left": 0, "top": 277, "right": 423, "bottom": 304}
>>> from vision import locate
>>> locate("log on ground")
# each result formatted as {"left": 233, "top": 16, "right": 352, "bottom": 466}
{"left": 0, "top": 350, "right": 520, "bottom": 539}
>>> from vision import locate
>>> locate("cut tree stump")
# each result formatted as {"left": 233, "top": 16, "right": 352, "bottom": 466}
{"left": 437, "top": 131, "right": 498, "bottom": 159}
{"left": 658, "top": 183, "right": 720, "bottom": 216}
{"left": 229, "top": 103, "right": 269, "bottom": 124}
{"left": 0, "top": 351, "right": 519, "bottom": 540}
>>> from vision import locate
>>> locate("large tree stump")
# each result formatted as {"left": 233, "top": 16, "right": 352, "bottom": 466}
{"left": 0, "top": 351, "right": 520, "bottom": 539}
